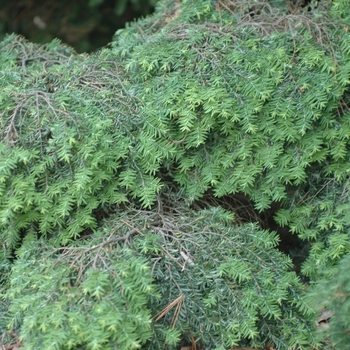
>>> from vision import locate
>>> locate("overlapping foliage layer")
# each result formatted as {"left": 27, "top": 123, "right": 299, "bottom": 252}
{"left": 1, "top": 0, "right": 350, "bottom": 349}
{"left": 6, "top": 204, "right": 316, "bottom": 349}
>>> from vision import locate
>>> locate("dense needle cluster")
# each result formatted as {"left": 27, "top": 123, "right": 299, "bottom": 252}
{"left": 0, "top": 0, "right": 350, "bottom": 349}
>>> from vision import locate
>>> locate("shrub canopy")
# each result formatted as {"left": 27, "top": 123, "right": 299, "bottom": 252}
{"left": 1, "top": 0, "right": 350, "bottom": 349}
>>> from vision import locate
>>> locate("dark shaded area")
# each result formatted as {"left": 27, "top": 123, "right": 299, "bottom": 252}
{"left": 193, "top": 190, "right": 309, "bottom": 272}
{"left": 0, "top": 0, "right": 157, "bottom": 52}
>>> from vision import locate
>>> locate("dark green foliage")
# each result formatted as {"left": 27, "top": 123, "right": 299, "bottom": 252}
{"left": 140, "top": 204, "right": 316, "bottom": 349}
{"left": 1, "top": 0, "right": 350, "bottom": 349}
{"left": 0, "top": 252, "right": 11, "bottom": 338}
{"left": 275, "top": 178, "right": 350, "bottom": 281}
{"left": 307, "top": 253, "right": 350, "bottom": 348}
{"left": 5, "top": 203, "right": 317, "bottom": 349}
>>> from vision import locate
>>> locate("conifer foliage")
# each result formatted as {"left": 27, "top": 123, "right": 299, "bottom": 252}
{"left": 1, "top": 0, "right": 350, "bottom": 349}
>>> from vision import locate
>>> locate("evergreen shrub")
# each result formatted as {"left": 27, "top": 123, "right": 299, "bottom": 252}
{"left": 6, "top": 204, "right": 316, "bottom": 349}
{"left": 0, "top": 0, "right": 350, "bottom": 348}
{"left": 307, "top": 252, "right": 350, "bottom": 348}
